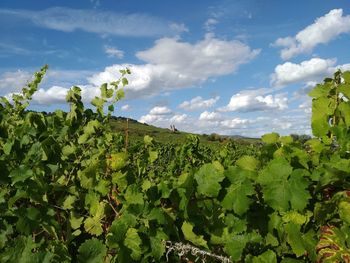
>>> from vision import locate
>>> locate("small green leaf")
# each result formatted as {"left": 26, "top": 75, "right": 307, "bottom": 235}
{"left": 124, "top": 228, "right": 142, "bottom": 260}
{"left": 9, "top": 165, "right": 34, "bottom": 185}
{"left": 181, "top": 221, "right": 208, "bottom": 249}
{"left": 339, "top": 201, "right": 350, "bottom": 224}
{"left": 78, "top": 238, "right": 107, "bottom": 263}
{"left": 285, "top": 223, "right": 306, "bottom": 257}
{"left": 124, "top": 184, "right": 144, "bottom": 205}
{"left": 262, "top": 133, "right": 279, "bottom": 144}
{"left": 63, "top": 195, "right": 76, "bottom": 210}
{"left": 249, "top": 250, "right": 277, "bottom": 263}
{"left": 84, "top": 217, "right": 103, "bottom": 236}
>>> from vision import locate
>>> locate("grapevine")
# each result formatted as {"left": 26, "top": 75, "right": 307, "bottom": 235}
{"left": 0, "top": 66, "right": 350, "bottom": 262}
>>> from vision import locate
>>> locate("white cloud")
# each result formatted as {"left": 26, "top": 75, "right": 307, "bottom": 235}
{"left": 139, "top": 114, "right": 163, "bottom": 124}
{"left": 149, "top": 106, "right": 172, "bottom": 115}
{"left": 0, "top": 70, "right": 33, "bottom": 94}
{"left": 137, "top": 103, "right": 311, "bottom": 137}
{"left": 220, "top": 118, "right": 249, "bottom": 128}
{"left": 0, "top": 7, "right": 187, "bottom": 37}
{"left": 170, "top": 114, "right": 187, "bottom": 123}
{"left": 32, "top": 86, "right": 70, "bottom": 104}
{"left": 89, "top": 35, "right": 259, "bottom": 97}
{"left": 204, "top": 18, "right": 218, "bottom": 31}
{"left": 273, "top": 9, "right": 350, "bottom": 59}
{"left": 32, "top": 85, "right": 100, "bottom": 105}
{"left": 179, "top": 96, "right": 219, "bottom": 111}
{"left": 104, "top": 46, "right": 124, "bottom": 59}
{"left": 271, "top": 58, "right": 350, "bottom": 86}
{"left": 139, "top": 106, "right": 172, "bottom": 124}
{"left": 199, "top": 111, "right": 222, "bottom": 121}
{"left": 121, "top": 104, "right": 130, "bottom": 111}
{"left": 220, "top": 88, "right": 288, "bottom": 112}
{"left": 2, "top": 34, "right": 259, "bottom": 105}
{"left": 299, "top": 99, "right": 312, "bottom": 114}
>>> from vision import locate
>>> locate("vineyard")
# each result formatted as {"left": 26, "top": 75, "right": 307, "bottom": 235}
{"left": 1, "top": 66, "right": 350, "bottom": 262}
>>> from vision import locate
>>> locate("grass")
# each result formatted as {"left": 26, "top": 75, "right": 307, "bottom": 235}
{"left": 109, "top": 116, "right": 259, "bottom": 148}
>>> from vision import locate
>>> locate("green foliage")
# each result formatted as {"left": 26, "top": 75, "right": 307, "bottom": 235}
{"left": 1, "top": 66, "right": 350, "bottom": 262}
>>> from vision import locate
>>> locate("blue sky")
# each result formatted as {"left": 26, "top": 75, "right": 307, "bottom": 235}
{"left": 1, "top": 0, "right": 350, "bottom": 137}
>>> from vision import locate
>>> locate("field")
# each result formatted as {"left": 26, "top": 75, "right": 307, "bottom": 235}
{"left": 109, "top": 116, "right": 259, "bottom": 149}
{"left": 0, "top": 67, "right": 350, "bottom": 262}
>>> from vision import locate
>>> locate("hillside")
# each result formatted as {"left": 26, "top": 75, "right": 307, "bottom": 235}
{"left": 109, "top": 116, "right": 259, "bottom": 147}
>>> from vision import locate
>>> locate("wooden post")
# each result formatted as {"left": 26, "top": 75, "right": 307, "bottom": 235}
{"left": 125, "top": 118, "right": 129, "bottom": 150}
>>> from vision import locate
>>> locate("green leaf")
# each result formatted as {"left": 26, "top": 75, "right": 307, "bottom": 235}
{"left": 339, "top": 83, "right": 350, "bottom": 101}
{"left": 288, "top": 170, "right": 311, "bottom": 211}
{"left": 236, "top": 156, "right": 259, "bottom": 171}
{"left": 78, "top": 238, "right": 107, "bottom": 263}
{"left": 181, "top": 221, "right": 208, "bottom": 249}
{"left": 261, "top": 133, "right": 279, "bottom": 144}
{"left": 70, "top": 212, "right": 84, "bottom": 230}
{"left": 122, "top": 77, "right": 128, "bottom": 86}
{"left": 107, "top": 213, "right": 137, "bottom": 247}
{"left": 150, "top": 230, "right": 167, "bottom": 260}
{"left": 248, "top": 250, "right": 277, "bottom": 263}
{"left": 84, "top": 216, "right": 103, "bottom": 236}
{"left": 63, "top": 195, "right": 76, "bottom": 210}
{"left": 3, "top": 141, "right": 13, "bottom": 155}
{"left": 62, "top": 145, "right": 76, "bottom": 157}
{"left": 9, "top": 165, "right": 34, "bottom": 185}
{"left": 343, "top": 71, "right": 350, "bottom": 83}
{"left": 108, "top": 152, "right": 128, "bottom": 171}
{"left": 111, "top": 172, "right": 128, "bottom": 191}
{"left": 280, "top": 135, "right": 293, "bottom": 145}
{"left": 148, "top": 150, "right": 158, "bottom": 163}
{"left": 224, "top": 234, "right": 248, "bottom": 261}
{"left": 308, "top": 83, "right": 330, "bottom": 98}
{"left": 144, "top": 135, "right": 153, "bottom": 145}
{"left": 124, "top": 228, "right": 142, "bottom": 260}
{"left": 258, "top": 158, "right": 292, "bottom": 211}
{"left": 194, "top": 162, "right": 225, "bottom": 197}
{"left": 222, "top": 167, "right": 255, "bottom": 215}
{"left": 285, "top": 222, "right": 306, "bottom": 257}
{"left": 124, "top": 184, "right": 144, "bottom": 205}
{"left": 338, "top": 201, "right": 350, "bottom": 224}
{"left": 311, "top": 97, "right": 332, "bottom": 137}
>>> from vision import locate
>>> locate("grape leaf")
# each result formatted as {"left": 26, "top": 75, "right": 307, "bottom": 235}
{"left": 181, "top": 221, "right": 208, "bottom": 249}
{"left": 194, "top": 162, "right": 224, "bottom": 197}
{"left": 124, "top": 228, "right": 142, "bottom": 260}
{"left": 77, "top": 238, "right": 107, "bottom": 263}
{"left": 222, "top": 167, "right": 255, "bottom": 215}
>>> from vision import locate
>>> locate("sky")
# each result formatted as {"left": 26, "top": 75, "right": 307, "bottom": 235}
{"left": 1, "top": 0, "right": 350, "bottom": 137}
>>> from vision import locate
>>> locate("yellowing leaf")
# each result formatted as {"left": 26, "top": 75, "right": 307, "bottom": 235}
{"left": 181, "top": 221, "right": 208, "bottom": 249}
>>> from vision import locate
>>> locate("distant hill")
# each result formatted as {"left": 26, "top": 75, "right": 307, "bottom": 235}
{"left": 109, "top": 116, "right": 259, "bottom": 147}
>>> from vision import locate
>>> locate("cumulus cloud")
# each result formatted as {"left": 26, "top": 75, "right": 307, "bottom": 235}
{"left": 170, "top": 114, "right": 187, "bottom": 123}
{"left": 139, "top": 106, "right": 172, "bottom": 124}
{"left": 104, "top": 46, "right": 124, "bottom": 59}
{"left": 32, "top": 85, "right": 100, "bottom": 105}
{"left": 149, "top": 106, "right": 172, "bottom": 115}
{"left": 179, "top": 96, "right": 219, "bottom": 111}
{"left": 89, "top": 35, "right": 260, "bottom": 97}
{"left": 271, "top": 58, "right": 350, "bottom": 86}
{"left": 219, "top": 88, "right": 288, "bottom": 112}
{"left": 2, "top": 35, "right": 259, "bottom": 104}
{"left": 0, "top": 70, "right": 33, "bottom": 94}
{"left": 0, "top": 7, "right": 187, "bottom": 37}
{"left": 273, "top": 9, "right": 350, "bottom": 59}
{"left": 136, "top": 103, "right": 312, "bottom": 137}
{"left": 199, "top": 111, "right": 222, "bottom": 121}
